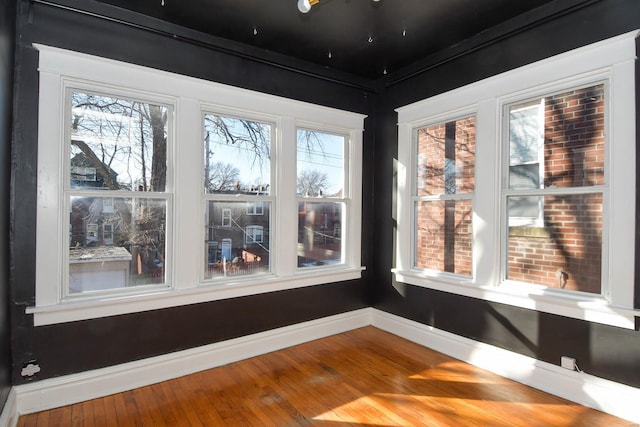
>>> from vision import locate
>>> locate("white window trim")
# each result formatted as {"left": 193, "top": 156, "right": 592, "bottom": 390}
{"left": 395, "top": 30, "right": 639, "bottom": 329}
{"left": 30, "top": 44, "right": 365, "bottom": 326}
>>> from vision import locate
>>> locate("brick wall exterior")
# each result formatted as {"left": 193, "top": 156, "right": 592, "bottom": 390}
{"left": 507, "top": 84, "right": 604, "bottom": 293}
{"left": 508, "top": 193, "right": 602, "bottom": 293}
{"left": 414, "top": 86, "right": 604, "bottom": 293}
{"left": 415, "top": 116, "right": 475, "bottom": 276}
{"left": 416, "top": 199, "right": 473, "bottom": 275}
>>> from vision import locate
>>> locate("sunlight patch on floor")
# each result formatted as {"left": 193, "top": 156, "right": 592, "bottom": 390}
{"left": 312, "top": 390, "right": 591, "bottom": 427}
{"left": 408, "top": 360, "right": 510, "bottom": 384}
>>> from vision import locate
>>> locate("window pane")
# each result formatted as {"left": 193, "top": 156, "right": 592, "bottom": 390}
{"left": 204, "top": 114, "right": 271, "bottom": 195}
{"left": 417, "top": 116, "right": 475, "bottom": 196}
{"left": 69, "top": 196, "right": 166, "bottom": 293}
{"left": 297, "top": 130, "right": 344, "bottom": 197}
{"left": 507, "top": 193, "right": 602, "bottom": 294}
{"left": 204, "top": 201, "right": 270, "bottom": 279}
{"left": 509, "top": 84, "right": 605, "bottom": 190}
{"left": 415, "top": 199, "right": 473, "bottom": 276}
{"left": 298, "top": 202, "right": 342, "bottom": 267}
{"left": 70, "top": 91, "right": 169, "bottom": 192}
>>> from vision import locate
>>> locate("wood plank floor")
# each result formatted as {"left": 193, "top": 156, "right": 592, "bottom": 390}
{"left": 18, "top": 327, "right": 634, "bottom": 426}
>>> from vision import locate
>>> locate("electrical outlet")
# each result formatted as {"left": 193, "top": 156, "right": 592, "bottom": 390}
{"left": 561, "top": 356, "right": 576, "bottom": 371}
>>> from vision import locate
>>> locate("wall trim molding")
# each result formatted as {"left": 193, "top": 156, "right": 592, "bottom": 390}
{"left": 370, "top": 308, "right": 640, "bottom": 424}
{"left": 4, "top": 308, "right": 638, "bottom": 425}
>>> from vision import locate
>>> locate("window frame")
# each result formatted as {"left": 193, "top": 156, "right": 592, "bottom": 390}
{"left": 63, "top": 85, "right": 175, "bottom": 300}
{"left": 200, "top": 109, "right": 276, "bottom": 282}
{"left": 394, "top": 30, "right": 638, "bottom": 329}
{"left": 30, "top": 44, "right": 365, "bottom": 326}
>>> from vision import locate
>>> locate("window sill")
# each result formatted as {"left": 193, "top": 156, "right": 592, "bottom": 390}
{"left": 392, "top": 269, "right": 636, "bottom": 329}
{"left": 27, "top": 266, "right": 365, "bottom": 326}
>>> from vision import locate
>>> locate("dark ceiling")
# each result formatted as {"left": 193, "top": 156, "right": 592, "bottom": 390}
{"left": 90, "top": 0, "right": 561, "bottom": 80}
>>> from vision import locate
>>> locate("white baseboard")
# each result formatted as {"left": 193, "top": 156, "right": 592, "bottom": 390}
{"left": 0, "top": 389, "right": 17, "bottom": 427}
{"left": 14, "top": 308, "right": 372, "bottom": 416}
{"left": 7, "top": 307, "right": 639, "bottom": 425}
{"left": 370, "top": 308, "right": 640, "bottom": 425}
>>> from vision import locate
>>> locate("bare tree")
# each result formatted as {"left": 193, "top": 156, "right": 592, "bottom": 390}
{"left": 207, "top": 162, "right": 241, "bottom": 192}
{"left": 204, "top": 115, "right": 271, "bottom": 172}
{"left": 297, "top": 169, "right": 328, "bottom": 196}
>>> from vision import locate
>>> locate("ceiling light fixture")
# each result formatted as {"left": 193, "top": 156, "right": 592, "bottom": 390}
{"left": 298, "top": 0, "right": 380, "bottom": 14}
{"left": 297, "top": 0, "right": 319, "bottom": 13}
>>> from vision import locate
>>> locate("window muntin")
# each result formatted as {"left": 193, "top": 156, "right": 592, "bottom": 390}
{"left": 414, "top": 116, "right": 475, "bottom": 276}
{"left": 203, "top": 113, "right": 273, "bottom": 281}
{"left": 296, "top": 129, "right": 347, "bottom": 268}
{"left": 504, "top": 84, "right": 606, "bottom": 295}
{"left": 66, "top": 90, "right": 170, "bottom": 296}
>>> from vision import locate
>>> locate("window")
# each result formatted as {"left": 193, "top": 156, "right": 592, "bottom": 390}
{"left": 246, "top": 225, "right": 264, "bottom": 244}
{"left": 297, "top": 129, "right": 346, "bottom": 268}
{"left": 32, "top": 44, "right": 364, "bottom": 325}
{"left": 67, "top": 90, "right": 169, "bottom": 296}
{"left": 102, "top": 197, "right": 114, "bottom": 214}
{"left": 505, "top": 85, "right": 605, "bottom": 294}
{"left": 395, "top": 31, "right": 637, "bottom": 328}
{"left": 203, "top": 113, "right": 272, "bottom": 279}
{"left": 508, "top": 99, "right": 544, "bottom": 227}
{"left": 103, "top": 223, "right": 114, "bottom": 245}
{"left": 221, "top": 209, "right": 231, "bottom": 227}
{"left": 246, "top": 201, "right": 264, "bottom": 216}
{"left": 70, "top": 166, "right": 96, "bottom": 183}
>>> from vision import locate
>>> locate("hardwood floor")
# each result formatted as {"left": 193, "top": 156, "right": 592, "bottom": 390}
{"left": 18, "top": 327, "right": 634, "bottom": 426}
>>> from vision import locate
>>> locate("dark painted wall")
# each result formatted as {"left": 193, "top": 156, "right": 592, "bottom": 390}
{"left": 373, "top": 0, "right": 640, "bottom": 388}
{"left": 10, "top": 0, "right": 374, "bottom": 384}
{"left": 0, "top": 0, "right": 16, "bottom": 410}
{"left": 8, "top": 0, "right": 640, "bottom": 397}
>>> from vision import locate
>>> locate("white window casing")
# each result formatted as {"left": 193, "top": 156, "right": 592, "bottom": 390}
{"left": 31, "top": 44, "right": 366, "bottom": 325}
{"left": 395, "top": 30, "right": 639, "bottom": 329}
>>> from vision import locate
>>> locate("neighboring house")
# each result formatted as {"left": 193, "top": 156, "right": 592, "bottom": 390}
{"left": 70, "top": 152, "right": 119, "bottom": 189}
{"left": 68, "top": 153, "right": 164, "bottom": 290}
{"left": 205, "top": 197, "right": 270, "bottom": 277}
{"left": 297, "top": 201, "right": 342, "bottom": 266}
